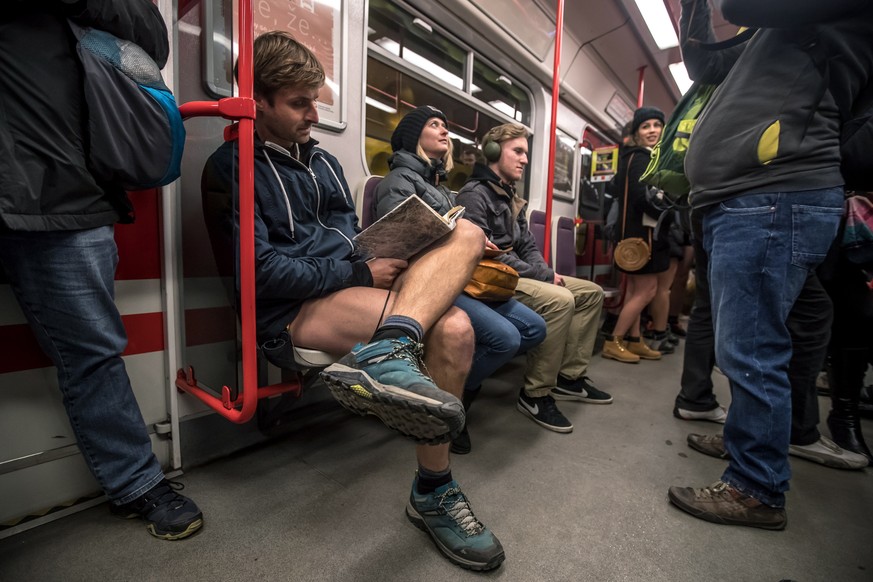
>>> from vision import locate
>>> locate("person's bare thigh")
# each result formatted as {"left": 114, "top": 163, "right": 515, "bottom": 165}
{"left": 288, "top": 287, "right": 396, "bottom": 354}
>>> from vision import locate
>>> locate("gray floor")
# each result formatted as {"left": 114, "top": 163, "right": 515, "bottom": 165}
{"left": 1, "top": 348, "right": 872, "bottom": 582}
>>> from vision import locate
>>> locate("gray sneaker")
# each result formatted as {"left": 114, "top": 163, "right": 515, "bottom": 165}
{"left": 668, "top": 481, "right": 787, "bottom": 530}
{"left": 788, "top": 436, "right": 869, "bottom": 470}
{"left": 687, "top": 433, "right": 730, "bottom": 459}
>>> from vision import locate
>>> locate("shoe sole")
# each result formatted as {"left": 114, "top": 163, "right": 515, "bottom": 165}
{"left": 630, "top": 352, "right": 662, "bottom": 360}
{"left": 516, "top": 403, "right": 573, "bottom": 433}
{"left": 787, "top": 446, "right": 869, "bottom": 470}
{"left": 667, "top": 488, "right": 786, "bottom": 530}
{"left": 320, "top": 365, "right": 464, "bottom": 445}
{"left": 147, "top": 517, "right": 204, "bottom": 540}
{"left": 406, "top": 503, "right": 505, "bottom": 571}
{"left": 551, "top": 391, "right": 614, "bottom": 404}
{"left": 673, "top": 409, "right": 726, "bottom": 424}
{"left": 600, "top": 352, "right": 639, "bottom": 364}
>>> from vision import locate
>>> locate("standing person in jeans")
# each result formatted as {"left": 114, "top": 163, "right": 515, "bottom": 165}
{"left": 0, "top": 0, "right": 202, "bottom": 539}
{"left": 675, "top": 214, "right": 867, "bottom": 471}
{"left": 202, "top": 32, "right": 504, "bottom": 571}
{"left": 667, "top": 0, "right": 873, "bottom": 530}
{"left": 374, "top": 106, "right": 547, "bottom": 455}
{"left": 457, "top": 123, "right": 612, "bottom": 435}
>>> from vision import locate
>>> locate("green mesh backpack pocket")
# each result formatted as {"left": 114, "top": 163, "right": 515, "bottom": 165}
{"left": 640, "top": 83, "right": 716, "bottom": 203}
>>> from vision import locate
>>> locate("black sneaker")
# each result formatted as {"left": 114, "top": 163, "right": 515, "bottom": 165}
{"left": 450, "top": 424, "right": 472, "bottom": 455}
{"left": 516, "top": 390, "right": 573, "bottom": 433}
{"left": 643, "top": 330, "right": 675, "bottom": 354}
{"left": 553, "top": 375, "right": 613, "bottom": 404}
{"left": 111, "top": 480, "right": 203, "bottom": 540}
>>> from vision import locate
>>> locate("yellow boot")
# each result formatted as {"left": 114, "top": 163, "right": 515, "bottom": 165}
{"left": 602, "top": 336, "right": 640, "bottom": 363}
{"left": 625, "top": 337, "right": 662, "bottom": 360}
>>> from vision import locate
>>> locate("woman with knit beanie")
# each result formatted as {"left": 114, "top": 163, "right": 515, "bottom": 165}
{"left": 602, "top": 106, "right": 675, "bottom": 363}
{"left": 374, "top": 106, "right": 546, "bottom": 455}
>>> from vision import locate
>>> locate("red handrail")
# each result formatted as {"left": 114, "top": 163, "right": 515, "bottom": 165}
{"left": 174, "top": 0, "right": 301, "bottom": 423}
{"left": 543, "top": 0, "right": 565, "bottom": 265}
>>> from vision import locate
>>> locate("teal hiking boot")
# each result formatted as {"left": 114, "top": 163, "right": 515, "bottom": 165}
{"left": 320, "top": 337, "right": 464, "bottom": 444}
{"left": 406, "top": 476, "right": 505, "bottom": 571}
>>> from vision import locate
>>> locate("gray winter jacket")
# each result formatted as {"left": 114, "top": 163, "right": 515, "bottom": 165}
{"left": 374, "top": 150, "right": 455, "bottom": 217}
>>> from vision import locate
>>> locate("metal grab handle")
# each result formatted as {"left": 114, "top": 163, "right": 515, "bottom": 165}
{"left": 173, "top": 0, "right": 301, "bottom": 424}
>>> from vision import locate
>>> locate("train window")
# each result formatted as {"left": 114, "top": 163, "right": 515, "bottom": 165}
{"left": 203, "top": 0, "right": 347, "bottom": 130}
{"left": 472, "top": 59, "right": 531, "bottom": 126}
{"left": 366, "top": 1, "right": 534, "bottom": 198}
{"left": 552, "top": 128, "right": 578, "bottom": 202}
{"left": 368, "top": 0, "right": 467, "bottom": 92}
{"left": 365, "top": 56, "right": 530, "bottom": 198}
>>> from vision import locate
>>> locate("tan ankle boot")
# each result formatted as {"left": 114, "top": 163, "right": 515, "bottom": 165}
{"left": 602, "top": 336, "right": 640, "bottom": 363}
{"left": 625, "top": 338, "right": 662, "bottom": 360}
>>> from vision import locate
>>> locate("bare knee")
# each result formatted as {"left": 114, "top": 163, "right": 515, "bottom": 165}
{"left": 454, "top": 219, "right": 486, "bottom": 255}
{"left": 427, "top": 306, "right": 475, "bottom": 366}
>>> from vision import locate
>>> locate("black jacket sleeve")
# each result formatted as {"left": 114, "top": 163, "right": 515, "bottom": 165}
{"left": 680, "top": 0, "right": 744, "bottom": 84}
{"left": 716, "top": 0, "right": 870, "bottom": 27}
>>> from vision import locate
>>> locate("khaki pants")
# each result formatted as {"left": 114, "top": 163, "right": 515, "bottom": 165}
{"left": 514, "top": 276, "right": 604, "bottom": 397}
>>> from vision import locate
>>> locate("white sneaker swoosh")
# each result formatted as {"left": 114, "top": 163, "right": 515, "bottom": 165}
{"left": 519, "top": 399, "right": 539, "bottom": 415}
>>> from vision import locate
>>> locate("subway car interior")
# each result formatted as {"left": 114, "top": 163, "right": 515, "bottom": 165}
{"left": 1, "top": 0, "right": 871, "bottom": 580}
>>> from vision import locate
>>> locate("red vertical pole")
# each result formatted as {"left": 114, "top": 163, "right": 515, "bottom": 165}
{"left": 543, "top": 0, "right": 565, "bottom": 266}
{"left": 637, "top": 65, "right": 646, "bottom": 108}
{"left": 236, "top": 0, "right": 258, "bottom": 421}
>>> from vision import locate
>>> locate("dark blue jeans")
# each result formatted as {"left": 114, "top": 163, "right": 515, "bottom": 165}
{"left": 702, "top": 188, "right": 843, "bottom": 507}
{"left": 0, "top": 226, "right": 164, "bottom": 504}
{"left": 676, "top": 210, "right": 830, "bottom": 448}
{"left": 453, "top": 294, "right": 546, "bottom": 393}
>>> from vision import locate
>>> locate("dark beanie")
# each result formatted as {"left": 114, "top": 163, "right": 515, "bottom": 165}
{"left": 390, "top": 105, "right": 448, "bottom": 153}
{"left": 631, "top": 106, "right": 665, "bottom": 135}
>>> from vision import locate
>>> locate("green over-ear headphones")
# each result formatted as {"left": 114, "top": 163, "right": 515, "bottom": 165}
{"left": 482, "top": 139, "right": 502, "bottom": 163}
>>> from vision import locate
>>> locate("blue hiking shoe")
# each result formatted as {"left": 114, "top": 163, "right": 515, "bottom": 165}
{"left": 111, "top": 480, "right": 203, "bottom": 540}
{"left": 406, "top": 476, "right": 505, "bottom": 571}
{"left": 320, "top": 337, "right": 464, "bottom": 444}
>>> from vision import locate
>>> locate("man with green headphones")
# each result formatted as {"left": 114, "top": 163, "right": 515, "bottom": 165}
{"left": 457, "top": 123, "right": 612, "bottom": 434}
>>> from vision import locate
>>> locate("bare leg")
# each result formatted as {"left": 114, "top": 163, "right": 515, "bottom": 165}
{"left": 415, "top": 307, "right": 475, "bottom": 471}
{"left": 389, "top": 219, "right": 483, "bottom": 330}
{"left": 669, "top": 246, "right": 694, "bottom": 323}
{"left": 614, "top": 274, "right": 657, "bottom": 338}
{"left": 650, "top": 259, "right": 678, "bottom": 331}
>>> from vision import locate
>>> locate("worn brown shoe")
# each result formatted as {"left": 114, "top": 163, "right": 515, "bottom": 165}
{"left": 668, "top": 481, "right": 787, "bottom": 530}
{"left": 625, "top": 337, "right": 662, "bottom": 360}
{"left": 601, "top": 336, "right": 640, "bottom": 363}
{"left": 687, "top": 433, "right": 731, "bottom": 459}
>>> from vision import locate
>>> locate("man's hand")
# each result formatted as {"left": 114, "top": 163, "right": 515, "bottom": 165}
{"left": 367, "top": 258, "right": 408, "bottom": 289}
{"left": 485, "top": 239, "right": 499, "bottom": 251}
{"left": 553, "top": 273, "right": 565, "bottom": 286}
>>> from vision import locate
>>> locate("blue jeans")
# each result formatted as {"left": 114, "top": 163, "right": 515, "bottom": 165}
{"left": 453, "top": 294, "right": 546, "bottom": 393}
{"left": 0, "top": 226, "right": 164, "bottom": 504}
{"left": 702, "top": 188, "right": 843, "bottom": 507}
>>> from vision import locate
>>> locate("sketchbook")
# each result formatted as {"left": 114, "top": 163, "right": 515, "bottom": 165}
{"left": 354, "top": 194, "right": 465, "bottom": 260}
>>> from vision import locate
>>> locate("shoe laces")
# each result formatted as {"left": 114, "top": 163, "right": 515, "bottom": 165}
{"left": 373, "top": 339, "right": 433, "bottom": 379}
{"left": 141, "top": 480, "right": 188, "bottom": 512}
{"left": 695, "top": 481, "right": 732, "bottom": 500}
{"left": 438, "top": 486, "right": 485, "bottom": 536}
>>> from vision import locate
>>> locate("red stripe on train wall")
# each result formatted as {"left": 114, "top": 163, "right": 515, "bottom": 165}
{"left": 114, "top": 189, "right": 162, "bottom": 280}
{"left": 0, "top": 313, "right": 165, "bottom": 375}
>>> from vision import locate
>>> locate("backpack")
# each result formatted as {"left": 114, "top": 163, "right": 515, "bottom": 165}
{"left": 640, "top": 29, "right": 756, "bottom": 204}
{"left": 69, "top": 22, "right": 185, "bottom": 190}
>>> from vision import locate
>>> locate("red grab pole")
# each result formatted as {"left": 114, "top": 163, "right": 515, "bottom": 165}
{"left": 543, "top": 0, "right": 565, "bottom": 266}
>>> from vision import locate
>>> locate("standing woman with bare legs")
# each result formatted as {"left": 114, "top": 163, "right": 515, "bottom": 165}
{"left": 602, "top": 107, "right": 670, "bottom": 363}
